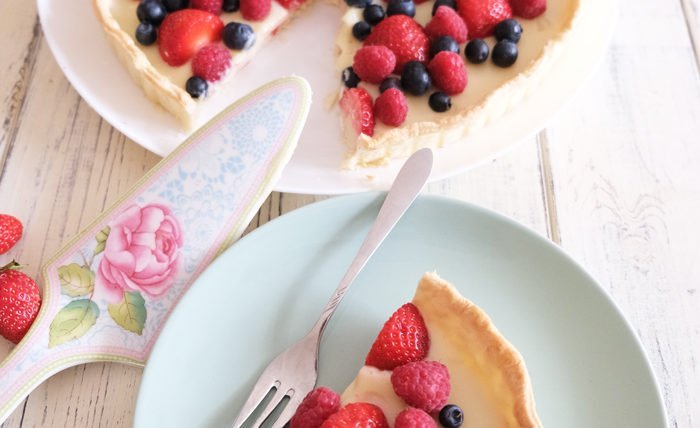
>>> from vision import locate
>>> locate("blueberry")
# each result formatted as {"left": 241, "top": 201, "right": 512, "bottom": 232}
{"left": 465, "top": 38, "right": 489, "bottom": 64}
{"left": 186, "top": 76, "right": 208, "bottom": 99}
{"left": 223, "top": 0, "right": 241, "bottom": 12}
{"left": 494, "top": 19, "right": 523, "bottom": 43}
{"left": 430, "top": 35, "right": 459, "bottom": 58}
{"left": 492, "top": 40, "right": 518, "bottom": 67}
{"left": 401, "top": 61, "right": 430, "bottom": 96}
{"left": 135, "top": 22, "right": 157, "bottom": 45}
{"left": 342, "top": 67, "right": 360, "bottom": 88}
{"left": 386, "top": 0, "right": 415, "bottom": 17}
{"left": 431, "top": 0, "right": 456, "bottom": 15}
{"left": 223, "top": 22, "right": 256, "bottom": 50}
{"left": 344, "top": 0, "right": 372, "bottom": 8}
{"left": 137, "top": 0, "right": 167, "bottom": 26}
{"left": 380, "top": 77, "right": 402, "bottom": 93}
{"left": 429, "top": 92, "right": 451, "bottom": 112}
{"left": 438, "top": 404, "right": 464, "bottom": 428}
{"left": 352, "top": 21, "right": 372, "bottom": 41}
{"left": 162, "top": 0, "right": 188, "bottom": 12}
{"left": 363, "top": 4, "right": 385, "bottom": 26}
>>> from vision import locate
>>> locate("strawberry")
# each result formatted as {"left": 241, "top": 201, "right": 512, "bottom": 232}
{"left": 456, "top": 0, "right": 512, "bottom": 38}
{"left": 510, "top": 0, "right": 546, "bottom": 18}
{"left": 428, "top": 51, "right": 468, "bottom": 95}
{"left": 364, "top": 15, "right": 430, "bottom": 73}
{"left": 0, "top": 214, "right": 22, "bottom": 255}
{"left": 365, "top": 303, "right": 430, "bottom": 370}
{"left": 276, "top": 0, "right": 306, "bottom": 10}
{"left": 190, "top": 0, "right": 224, "bottom": 15}
{"left": 0, "top": 262, "right": 41, "bottom": 344}
{"left": 425, "top": 6, "right": 468, "bottom": 44}
{"left": 321, "top": 403, "right": 388, "bottom": 428}
{"left": 241, "top": 0, "right": 272, "bottom": 21}
{"left": 158, "top": 9, "right": 224, "bottom": 66}
{"left": 192, "top": 43, "right": 232, "bottom": 82}
{"left": 339, "top": 88, "right": 375, "bottom": 137}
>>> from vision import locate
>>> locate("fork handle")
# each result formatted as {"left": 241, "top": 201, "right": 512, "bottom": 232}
{"left": 310, "top": 148, "right": 433, "bottom": 338}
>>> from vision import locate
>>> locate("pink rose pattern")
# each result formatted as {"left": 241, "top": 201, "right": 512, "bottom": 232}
{"left": 97, "top": 204, "right": 183, "bottom": 303}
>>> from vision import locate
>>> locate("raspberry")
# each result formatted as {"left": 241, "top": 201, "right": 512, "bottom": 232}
{"left": 374, "top": 88, "right": 408, "bottom": 127}
{"left": 425, "top": 6, "right": 468, "bottom": 44}
{"left": 353, "top": 46, "right": 397, "bottom": 84}
{"left": 190, "top": 0, "right": 223, "bottom": 15}
{"left": 427, "top": 51, "right": 467, "bottom": 95}
{"left": 391, "top": 361, "right": 451, "bottom": 413}
{"left": 321, "top": 403, "right": 389, "bottom": 428}
{"left": 192, "top": 44, "right": 232, "bottom": 82}
{"left": 364, "top": 15, "right": 430, "bottom": 73}
{"left": 290, "top": 387, "right": 341, "bottom": 428}
{"left": 510, "top": 0, "right": 546, "bottom": 18}
{"left": 395, "top": 408, "right": 437, "bottom": 428}
{"left": 240, "top": 0, "right": 271, "bottom": 20}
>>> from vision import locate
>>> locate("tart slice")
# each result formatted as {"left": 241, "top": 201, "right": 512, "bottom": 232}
{"left": 290, "top": 272, "right": 541, "bottom": 428}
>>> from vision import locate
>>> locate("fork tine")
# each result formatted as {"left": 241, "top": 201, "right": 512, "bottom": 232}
{"left": 270, "top": 389, "right": 305, "bottom": 428}
{"left": 231, "top": 378, "right": 279, "bottom": 428}
{"left": 251, "top": 385, "right": 290, "bottom": 428}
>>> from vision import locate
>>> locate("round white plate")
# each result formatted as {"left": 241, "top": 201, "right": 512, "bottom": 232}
{"left": 38, "top": 0, "right": 614, "bottom": 194}
{"left": 135, "top": 194, "right": 667, "bottom": 428}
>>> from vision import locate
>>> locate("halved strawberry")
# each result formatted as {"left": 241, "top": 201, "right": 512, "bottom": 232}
{"left": 456, "top": 0, "right": 512, "bottom": 38}
{"left": 365, "top": 303, "right": 430, "bottom": 370}
{"left": 158, "top": 9, "right": 225, "bottom": 66}
{"left": 321, "top": 403, "right": 388, "bottom": 428}
{"left": 339, "top": 88, "right": 375, "bottom": 137}
{"left": 364, "top": 15, "right": 430, "bottom": 73}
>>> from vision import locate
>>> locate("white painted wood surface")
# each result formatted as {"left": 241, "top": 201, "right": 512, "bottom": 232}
{"left": 0, "top": 0, "right": 698, "bottom": 425}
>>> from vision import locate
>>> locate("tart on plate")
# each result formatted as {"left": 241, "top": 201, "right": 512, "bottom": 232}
{"left": 289, "top": 272, "right": 540, "bottom": 428}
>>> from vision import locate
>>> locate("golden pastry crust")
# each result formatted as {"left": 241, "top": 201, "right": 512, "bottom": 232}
{"left": 93, "top": 0, "right": 197, "bottom": 129}
{"left": 412, "top": 272, "right": 541, "bottom": 428}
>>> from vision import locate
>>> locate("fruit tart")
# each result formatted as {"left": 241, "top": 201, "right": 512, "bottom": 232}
{"left": 289, "top": 272, "right": 541, "bottom": 428}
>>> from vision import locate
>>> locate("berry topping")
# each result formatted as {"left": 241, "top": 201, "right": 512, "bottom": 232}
{"left": 365, "top": 302, "right": 430, "bottom": 370}
{"left": 222, "top": 0, "right": 241, "bottom": 11}
{"left": 492, "top": 39, "right": 518, "bottom": 67}
{"left": 339, "top": 87, "right": 375, "bottom": 137}
{"left": 186, "top": 76, "right": 208, "bottom": 98}
{"left": 158, "top": 10, "right": 224, "bottom": 66}
{"left": 321, "top": 403, "right": 389, "bottom": 428}
{"left": 352, "top": 21, "right": 372, "bottom": 41}
{"left": 353, "top": 45, "right": 396, "bottom": 83}
{"left": 240, "top": 0, "right": 271, "bottom": 21}
{"left": 456, "top": 0, "right": 512, "bottom": 38}
{"left": 191, "top": 0, "right": 224, "bottom": 15}
{"left": 277, "top": 0, "right": 307, "bottom": 11}
{"left": 439, "top": 405, "right": 464, "bottom": 428}
{"left": 465, "top": 38, "right": 489, "bottom": 63}
{"left": 429, "top": 91, "right": 451, "bottom": 112}
{"left": 431, "top": 0, "right": 456, "bottom": 15}
{"left": 0, "top": 215, "right": 22, "bottom": 255}
{"left": 290, "top": 387, "right": 341, "bottom": 428}
{"left": 391, "top": 361, "right": 451, "bottom": 413}
{"left": 374, "top": 88, "right": 408, "bottom": 126}
{"left": 363, "top": 4, "right": 385, "bottom": 26}
{"left": 342, "top": 66, "right": 361, "bottom": 88}
{"left": 400, "top": 61, "right": 431, "bottom": 96}
{"left": 0, "top": 263, "right": 41, "bottom": 344}
{"left": 395, "top": 408, "right": 437, "bottom": 428}
{"left": 192, "top": 43, "right": 231, "bottom": 82}
{"left": 223, "top": 22, "right": 256, "bottom": 50}
{"left": 163, "top": 0, "right": 189, "bottom": 12}
{"left": 510, "top": 0, "right": 546, "bottom": 18}
{"left": 364, "top": 15, "right": 429, "bottom": 72}
{"left": 425, "top": 6, "right": 467, "bottom": 44}
{"left": 386, "top": 0, "right": 416, "bottom": 17}
{"left": 379, "top": 76, "right": 402, "bottom": 93}
{"left": 137, "top": 0, "right": 167, "bottom": 25}
{"left": 135, "top": 22, "right": 158, "bottom": 45}
{"left": 494, "top": 18, "right": 522, "bottom": 43}
{"left": 428, "top": 51, "right": 467, "bottom": 95}
{"left": 429, "top": 35, "right": 459, "bottom": 58}
{"left": 344, "top": 0, "right": 372, "bottom": 8}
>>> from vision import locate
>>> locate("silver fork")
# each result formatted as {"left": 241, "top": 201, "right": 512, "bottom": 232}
{"left": 230, "top": 148, "right": 434, "bottom": 428}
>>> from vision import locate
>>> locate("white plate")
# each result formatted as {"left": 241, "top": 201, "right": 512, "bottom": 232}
{"left": 38, "top": 0, "right": 614, "bottom": 194}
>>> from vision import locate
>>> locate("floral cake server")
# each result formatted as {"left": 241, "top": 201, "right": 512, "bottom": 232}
{"left": 0, "top": 76, "right": 311, "bottom": 423}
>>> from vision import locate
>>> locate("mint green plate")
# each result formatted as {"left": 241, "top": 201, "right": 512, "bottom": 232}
{"left": 135, "top": 194, "right": 667, "bottom": 428}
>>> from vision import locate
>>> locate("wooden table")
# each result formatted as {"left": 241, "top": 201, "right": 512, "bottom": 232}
{"left": 1, "top": 0, "right": 699, "bottom": 425}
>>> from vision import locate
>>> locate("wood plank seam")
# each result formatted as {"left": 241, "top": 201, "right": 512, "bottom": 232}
{"left": 536, "top": 131, "right": 562, "bottom": 245}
